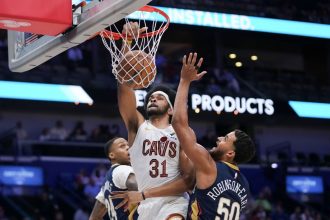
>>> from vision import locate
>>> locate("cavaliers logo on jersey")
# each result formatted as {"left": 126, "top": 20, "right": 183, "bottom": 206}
{"left": 142, "top": 136, "right": 177, "bottom": 158}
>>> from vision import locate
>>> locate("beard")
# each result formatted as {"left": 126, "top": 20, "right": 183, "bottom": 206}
{"left": 147, "top": 105, "right": 169, "bottom": 118}
{"left": 208, "top": 148, "right": 225, "bottom": 161}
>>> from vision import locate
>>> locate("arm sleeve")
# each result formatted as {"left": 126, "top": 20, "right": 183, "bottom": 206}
{"left": 112, "top": 165, "right": 135, "bottom": 189}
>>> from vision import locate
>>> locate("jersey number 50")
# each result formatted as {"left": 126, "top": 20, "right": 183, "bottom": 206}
{"left": 215, "top": 197, "right": 240, "bottom": 220}
{"left": 149, "top": 159, "right": 168, "bottom": 178}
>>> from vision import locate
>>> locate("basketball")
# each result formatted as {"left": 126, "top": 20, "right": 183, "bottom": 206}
{"left": 117, "top": 50, "right": 156, "bottom": 89}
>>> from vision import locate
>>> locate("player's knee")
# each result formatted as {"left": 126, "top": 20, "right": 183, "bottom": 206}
{"left": 166, "top": 213, "right": 185, "bottom": 220}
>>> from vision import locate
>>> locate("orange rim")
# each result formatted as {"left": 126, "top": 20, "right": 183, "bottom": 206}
{"left": 99, "top": 5, "right": 170, "bottom": 40}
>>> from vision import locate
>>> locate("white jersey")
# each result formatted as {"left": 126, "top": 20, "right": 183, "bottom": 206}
{"left": 129, "top": 120, "right": 188, "bottom": 219}
{"left": 129, "top": 120, "right": 181, "bottom": 191}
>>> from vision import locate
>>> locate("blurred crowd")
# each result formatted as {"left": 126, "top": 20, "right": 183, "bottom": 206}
{"left": 0, "top": 169, "right": 325, "bottom": 220}
{"left": 13, "top": 120, "right": 120, "bottom": 143}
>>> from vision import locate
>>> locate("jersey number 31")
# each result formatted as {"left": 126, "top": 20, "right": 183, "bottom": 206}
{"left": 149, "top": 159, "right": 168, "bottom": 178}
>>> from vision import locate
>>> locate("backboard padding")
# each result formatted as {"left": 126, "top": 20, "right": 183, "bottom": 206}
{"left": 8, "top": 0, "right": 152, "bottom": 72}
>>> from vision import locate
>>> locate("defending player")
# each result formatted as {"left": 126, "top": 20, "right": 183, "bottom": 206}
{"left": 172, "top": 52, "right": 255, "bottom": 220}
{"left": 89, "top": 137, "right": 138, "bottom": 220}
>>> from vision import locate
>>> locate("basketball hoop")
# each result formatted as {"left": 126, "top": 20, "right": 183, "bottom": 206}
{"left": 100, "top": 5, "right": 170, "bottom": 89}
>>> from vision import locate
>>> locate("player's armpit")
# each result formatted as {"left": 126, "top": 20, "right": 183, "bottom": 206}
{"left": 179, "top": 149, "right": 195, "bottom": 191}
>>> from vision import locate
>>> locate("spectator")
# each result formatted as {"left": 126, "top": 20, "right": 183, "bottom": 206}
{"left": 93, "top": 163, "right": 107, "bottom": 177}
{"left": 68, "top": 121, "right": 87, "bottom": 142}
{"left": 91, "top": 169, "right": 103, "bottom": 187}
{"left": 83, "top": 178, "right": 99, "bottom": 202}
{"left": 89, "top": 126, "right": 102, "bottom": 142}
{"left": 54, "top": 209, "right": 64, "bottom": 220}
{"left": 271, "top": 202, "right": 289, "bottom": 220}
{"left": 15, "top": 121, "right": 28, "bottom": 140}
{"left": 49, "top": 120, "right": 68, "bottom": 141}
{"left": 254, "top": 187, "right": 273, "bottom": 215}
{"left": 250, "top": 205, "right": 267, "bottom": 220}
{"left": 75, "top": 169, "right": 90, "bottom": 194}
{"left": 290, "top": 206, "right": 306, "bottom": 220}
{"left": 39, "top": 191, "right": 57, "bottom": 219}
{"left": 88, "top": 125, "right": 110, "bottom": 143}
{"left": 109, "top": 123, "right": 120, "bottom": 138}
{"left": 39, "top": 128, "right": 51, "bottom": 141}
{"left": 73, "top": 205, "right": 89, "bottom": 220}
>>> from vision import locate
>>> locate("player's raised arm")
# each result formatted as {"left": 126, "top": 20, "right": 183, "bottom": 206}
{"left": 117, "top": 83, "right": 144, "bottom": 144}
{"left": 117, "top": 22, "right": 147, "bottom": 145}
{"left": 172, "top": 53, "right": 214, "bottom": 175}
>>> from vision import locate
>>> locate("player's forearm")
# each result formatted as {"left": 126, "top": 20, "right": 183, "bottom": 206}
{"left": 143, "top": 177, "right": 191, "bottom": 199}
{"left": 117, "top": 83, "right": 138, "bottom": 124}
{"left": 172, "top": 79, "right": 190, "bottom": 127}
{"left": 89, "top": 200, "right": 107, "bottom": 220}
{"left": 118, "top": 83, "right": 136, "bottom": 108}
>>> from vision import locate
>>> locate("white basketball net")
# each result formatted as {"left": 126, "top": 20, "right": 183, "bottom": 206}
{"left": 100, "top": 6, "right": 169, "bottom": 88}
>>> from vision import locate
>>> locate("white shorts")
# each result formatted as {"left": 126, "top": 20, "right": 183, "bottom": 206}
{"left": 137, "top": 196, "right": 188, "bottom": 220}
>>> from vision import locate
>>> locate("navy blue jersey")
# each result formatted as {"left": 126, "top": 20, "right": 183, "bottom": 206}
{"left": 188, "top": 162, "right": 250, "bottom": 220}
{"left": 100, "top": 165, "right": 137, "bottom": 220}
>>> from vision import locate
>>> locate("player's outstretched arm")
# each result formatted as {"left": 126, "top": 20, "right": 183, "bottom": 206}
{"left": 111, "top": 171, "right": 194, "bottom": 211}
{"left": 118, "top": 22, "right": 147, "bottom": 146}
{"left": 117, "top": 84, "right": 144, "bottom": 146}
{"left": 111, "top": 155, "right": 194, "bottom": 210}
{"left": 172, "top": 53, "right": 214, "bottom": 177}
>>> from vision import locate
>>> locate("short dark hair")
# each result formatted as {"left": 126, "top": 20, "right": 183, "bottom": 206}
{"left": 233, "top": 130, "right": 255, "bottom": 164}
{"left": 104, "top": 137, "right": 121, "bottom": 159}
{"left": 144, "top": 84, "right": 176, "bottom": 111}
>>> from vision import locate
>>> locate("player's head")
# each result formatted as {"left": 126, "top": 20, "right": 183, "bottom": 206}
{"left": 144, "top": 85, "right": 176, "bottom": 120}
{"left": 209, "top": 129, "right": 255, "bottom": 164}
{"left": 104, "top": 137, "right": 130, "bottom": 165}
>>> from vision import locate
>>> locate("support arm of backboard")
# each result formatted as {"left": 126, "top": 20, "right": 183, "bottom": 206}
{"left": 8, "top": 0, "right": 152, "bottom": 72}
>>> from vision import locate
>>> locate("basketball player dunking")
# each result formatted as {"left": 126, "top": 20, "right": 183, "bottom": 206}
{"left": 116, "top": 24, "right": 194, "bottom": 220}
{"left": 172, "top": 52, "right": 256, "bottom": 220}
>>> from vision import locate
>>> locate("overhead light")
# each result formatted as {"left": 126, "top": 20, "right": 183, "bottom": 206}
{"left": 195, "top": 108, "right": 200, "bottom": 113}
{"left": 251, "top": 55, "right": 258, "bottom": 61}
{"left": 271, "top": 163, "right": 278, "bottom": 169}
{"left": 229, "top": 53, "right": 237, "bottom": 59}
{"left": 0, "top": 80, "right": 93, "bottom": 104}
{"left": 235, "top": 62, "right": 242, "bottom": 67}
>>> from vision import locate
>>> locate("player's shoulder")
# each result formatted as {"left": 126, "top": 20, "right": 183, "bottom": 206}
{"left": 216, "top": 161, "right": 228, "bottom": 169}
{"left": 113, "top": 165, "right": 134, "bottom": 174}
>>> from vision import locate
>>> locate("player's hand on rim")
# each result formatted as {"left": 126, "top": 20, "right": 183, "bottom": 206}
{"left": 181, "top": 52, "right": 207, "bottom": 82}
{"left": 122, "top": 21, "right": 148, "bottom": 39}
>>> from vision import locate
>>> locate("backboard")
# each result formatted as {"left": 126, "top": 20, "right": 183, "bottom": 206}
{"left": 7, "top": 0, "right": 152, "bottom": 72}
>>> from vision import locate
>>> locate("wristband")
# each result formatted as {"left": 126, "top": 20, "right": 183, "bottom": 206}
{"left": 141, "top": 191, "right": 146, "bottom": 200}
